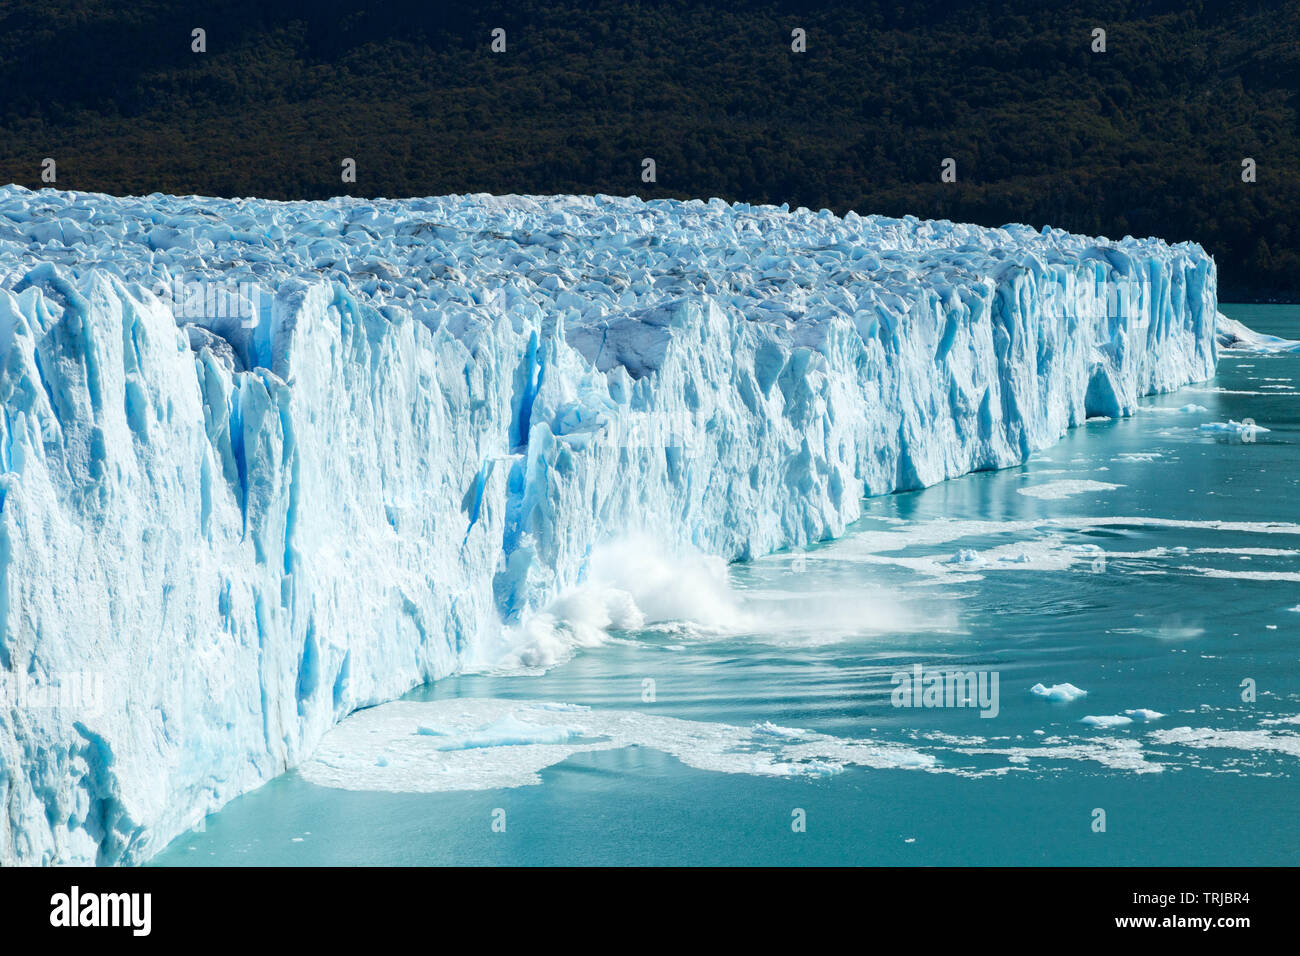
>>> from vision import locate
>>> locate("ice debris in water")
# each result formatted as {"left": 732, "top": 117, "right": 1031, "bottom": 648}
{"left": 1081, "top": 710, "right": 1163, "bottom": 728}
{"left": 1199, "top": 419, "right": 1269, "bottom": 440}
{"left": 1031, "top": 683, "right": 1089, "bottom": 703}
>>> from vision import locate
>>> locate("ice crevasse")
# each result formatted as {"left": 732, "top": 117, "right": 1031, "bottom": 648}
{"left": 0, "top": 186, "right": 1218, "bottom": 864}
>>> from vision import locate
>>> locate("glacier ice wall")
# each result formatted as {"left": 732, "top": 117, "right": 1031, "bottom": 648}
{"left": 0, "top": 187, "right": 1217, "bottom": 864}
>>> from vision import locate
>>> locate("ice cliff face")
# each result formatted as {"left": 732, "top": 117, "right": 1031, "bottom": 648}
{"left": 0, "top": 186, "right": 1217, "bottom": 864}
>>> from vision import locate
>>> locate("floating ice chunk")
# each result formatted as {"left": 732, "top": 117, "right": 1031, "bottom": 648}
{"left": 1016, "top": 480, "right": 1123, "bottom": 500}
{"left": 954, "top": 736, "right": 1162, "bottom": 773}
{"left": 1123, "top": 709, "right": 1164, "bottom": 722}
{"left": 1114, "top": 452, "right": 1161, "bottom": 462}
{"left": 801, "top": 760, "right": 844, "bottom": 776}
{"left": 430, "top": 714, "right": 584, "bottom": 751}
{"left": 1198, "top": 420, "right": 1270, "bottom": 440}
{"left": 1030, "top": 682, "right": 1089, "bottom": 703}
{"left": 1260, "top": 714, "right": 1300, "bottom": 727}
{"left": 1080, "top": 714, "right": 1134, "bottom": 729}
{"left": 298, "top": 698, "right": 937, "bottom": 793}
{"left": 1149, "top": 726, "right": 1300, "bottom": 760}
{"left": 529, "top": 702, "right": 592, "bottom": 713}
{"left": 753, "top": 721, "right": 810, "bottom": 739}
{"left": 1215, "top": 315, "right": 1300, "bottom": 353}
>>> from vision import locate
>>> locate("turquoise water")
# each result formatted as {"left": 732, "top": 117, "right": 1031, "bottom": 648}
{"left": 155, "top": 304, "right": 1300, "bottom": 866}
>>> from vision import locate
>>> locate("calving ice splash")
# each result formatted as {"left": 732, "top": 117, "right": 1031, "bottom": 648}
{"left": 0, "top": 186, "right": 1221, "bottom": 865}
{"left": 494, "top": 535, "right": 937, "bottom": 668}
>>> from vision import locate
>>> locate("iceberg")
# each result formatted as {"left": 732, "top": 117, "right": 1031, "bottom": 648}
{"left": 1215, "top": 314, "right": 1300, "bottom": 353}
{"left": 1015, "top": 479, "right": 1122, "bottom": 500}
{"left": 1198, "top": 419, "right": 1270, "bottom": 440}
{"left": 1081, "top": 710, "right": 1163, "bottom": 729}
{"left": 1030, "top": 682, "right": 1089, "bottom": 703}
{"left": 1081, "top": 715, "right": 1135, "bottom": 729}
{"left": 0, "top": 186, "right": 1219, "bottom": 864}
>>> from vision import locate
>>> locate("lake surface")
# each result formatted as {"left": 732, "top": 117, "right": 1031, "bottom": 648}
{"left": 155, "top": 303, "right": 1300, "bottom": 866}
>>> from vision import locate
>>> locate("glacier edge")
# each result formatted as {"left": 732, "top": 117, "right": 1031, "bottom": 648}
{"left": 0, "top": 188, "right": 1217, "bottom": 864}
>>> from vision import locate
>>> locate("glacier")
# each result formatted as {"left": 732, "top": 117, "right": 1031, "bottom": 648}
{"left": 0, "top": 185, "right": 1219, "bottom": 865}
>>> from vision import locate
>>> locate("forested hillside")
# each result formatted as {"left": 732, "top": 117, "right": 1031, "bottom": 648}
{"left": 1, "top": 0, "right": 1295, "bottom": 298}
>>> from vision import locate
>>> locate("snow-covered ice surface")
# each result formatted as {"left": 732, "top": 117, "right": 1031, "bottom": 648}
{"left": 0, "top": 186, "right": 1219, "bottom": 864}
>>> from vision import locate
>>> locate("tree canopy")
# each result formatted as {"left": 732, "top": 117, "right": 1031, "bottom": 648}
{"left": 1, "top": 0, "right": 1295, "bottom": 299}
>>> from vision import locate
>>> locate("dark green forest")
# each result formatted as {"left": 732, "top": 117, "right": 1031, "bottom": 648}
{"left": 0, "top": 0, "right": 1296, "bottom": 299}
